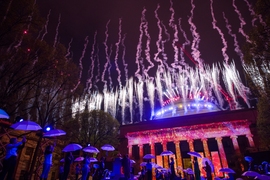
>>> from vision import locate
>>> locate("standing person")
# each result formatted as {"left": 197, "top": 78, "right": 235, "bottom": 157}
{"left": 63, "top": 152, "right": 74, "bottom": 180}
{"left": 146, "top": 160, "right": 153, "bottom": 180}
{"left": 122, "top": 154, "right": 131, "bottom": 180}
{"left": 59, "top": 164, "right": 64, "bottom": 180}
{"left": 81, "top": 154, "right": 91, "bottom": 180}
{"left": 169, "top": 157, "right": 176, "bottom": 179}
{"left": 203, "top": 161, "right": 212, "bottom": 180}
{"left": 40, "top": 139, "right": 56, "bottom": 180}
{"left": 0, "top": 136, "right": 26, "bottom": 180}
{"left": 112, "top": 153, "right": 122, "bottom": 179}
{"left": 75, "top": 164, "right": 81, "bottom": 180}
{"left": 193, "top": 157, "right": 201, "bottom": 180}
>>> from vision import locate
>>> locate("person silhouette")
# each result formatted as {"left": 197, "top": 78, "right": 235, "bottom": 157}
{"left": 40, "top": 139, "right": 56, "bottom": 180}
{"left": 0, "top": 136, "right": 26, "bottom": 180}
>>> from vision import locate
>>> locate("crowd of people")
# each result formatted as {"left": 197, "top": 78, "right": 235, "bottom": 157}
{"left": 1, "top": 135, "right": 270, "bottom": 180}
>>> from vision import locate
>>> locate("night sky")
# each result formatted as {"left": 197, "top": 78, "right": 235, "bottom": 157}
{"left": 36, "top": 0, "right": 256, "bottom": 90}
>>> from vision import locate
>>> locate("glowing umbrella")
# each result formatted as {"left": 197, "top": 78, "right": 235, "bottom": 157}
{"left": 143, "top": 154, "right": 155, "bottom": 159}
{"left": 101, "top": 144, "right": 115, "bottom": 151}
{"left": 62, "top": 143, "right": 82, "bottom": 152}
{"left": 83, "top": 146, "right": 100, "bottom": 153}
{"left": 140, "top": 162, "right": 147, "bottom": 166}
{"left": 244, "top": 156, "right": 253, "bottom": 162}
{"left": 262, "top": 161, "right": 268, "bottom": 165}
{"left": 255, "top": 175, "right": 270, "bottom": 180}
{"left": 0, "top": 109, "right": 9, "bottom": 119}
{"left": 75, "top": 157, "right": 84, "bottom": 162}
{"left": 160, "top": 151, "right": 174, "bottom": 156}
{"left": 60, "top": 158, "right": 65, "bottom": 162}
{"left": 130, "top": 159, "right": 136, "bottom": 164}
{"left": 43, "top": 129, "right": 66, "bottom": 137}
{"left": 89, "top": 157, "right": 98, "bottom": 162}
{"left": 187, "top": 152, "right": 202, "bottom": 158}
{"left": 11, "top": 120, "right": 42, "bottom": 131}
{"left": 219, "top": 168, "right": 235, "bottom": 174}
{"left": 93, "top": 164, "right": 99, "bottom": 169}
{"left": 202, "top": 157, "right": 214, "bottom": 172}
{"left": 242, "top": 171, "right": 261, "bottom": 177}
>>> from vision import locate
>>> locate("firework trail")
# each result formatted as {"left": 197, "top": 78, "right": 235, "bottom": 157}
{"left": 142, "top": 12, "right": 154, "bottom": 79}
{"left": 161, "top": 22, "right": 171, "bottom": 71}
{"left": 71, "top": 36, "right": 89, "bottom": 92}
{"left": 243, "top": 0, "right": 256, "bottom": 26}
{"left": 178, "top": 18, "right": 191, "bottom": 69}
{"left": 127, "top": 78, "right": 134, "bottom": 123}
{"left": 155, "top": 72, "right": 164, "bottom": 107}
{"left": 232, "top": 0, "right": 251, "bottom": 43}
{"left": 103, "top": 89, "right": 109, "bottom": 112}
{"left": 94, "top": 46, "right": 100, "bottom": 87}
{"left": 210, "top": 0, "right": 229, "bottom": 63}
{"left": 119, "top": 87, "right": 127, "bottom": 124}
{"left": 134, "top": 8, "right": 145, "bottom": 80}
{"left": 1, "top": 0, "right": 13, "bottom": 25}
{"left": 102, "top": 20, "right": 111, "bottom": 90}
{"left": 108, "top": 89, "right": 118, "bottom": 118}
{"left": 135, "top": 80, "right": 144, "bottom": 122}
{"left": 65, "top": 38, "right": 73, "bottom": 59}
{"left": 223, "top": 62, "right": 250, "bottom": 108}
{"left": 53, "top": 14, "right": 61, "bottom": 48}
{"left": 223, "top": 13, "right": 244, "bottom": 63}
{"left": 107, "top": 45, "right": 113, "bottom": 90}
{"left": 121, "top": 34, "right": 128, "bottom": 83}
{"left": 153, "top": 4, "right": 165, "bottom": 70}
{"left": 114, "top": 18, "right": 122, "bottom": 89}
{"left": 85, "top": 31, "right": 97, "bottom": 93}
{"left": 169, "top": 0, "right": 180, "bottom": 70}
{"left": 146, "top": 77, "right": 155, "bottom": 119}
{"left": 41, "top": 10, "right": 51, "bottom": 41}
{"left": 188, "top": 0, "right": 203, "bottom": 68}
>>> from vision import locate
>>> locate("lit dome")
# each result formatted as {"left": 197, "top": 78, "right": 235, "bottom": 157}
{"left": 152, "top": 98, "right": 221, "bottom": 120}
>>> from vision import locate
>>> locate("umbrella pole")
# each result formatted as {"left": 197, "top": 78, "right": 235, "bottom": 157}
{"left": 27, "top": 135, "right": 42, "bottom": 180}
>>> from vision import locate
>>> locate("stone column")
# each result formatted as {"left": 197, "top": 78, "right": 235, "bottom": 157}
{"left": 162, "top": 141, "right": 169, "bottom": 168}
{"left": 216, "top": 137, "right": 228, "bottom": 168}
{"left": 202, "top": 138, "right": 211, "bottom": 159}
{"left": 128, "top": 145, "right": 133, "bottom": 159}
{"left": 230, "top": 135, "right": 240, "bottom": 154}
{"left": 246, "top": 134, "right": 255, "bottom": 147}
{"left": 150, "top": 142, "right": 155, "bottom": 159}
{"left": 138, "top": 144, "right": 143, "bottom": 163}
{"left": 187, "top": 139, "right": 194, "bottom": 170}
{"left": 174, "top": 140, "right": 183, "bottom": 175}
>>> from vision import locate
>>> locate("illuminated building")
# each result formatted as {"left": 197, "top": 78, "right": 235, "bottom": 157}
{"left": 119, "top": 104, "right": 258, "bottom": 176}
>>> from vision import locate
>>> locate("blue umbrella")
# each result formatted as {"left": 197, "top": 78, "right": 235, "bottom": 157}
{"left": 0, "top": 109, "right": 9, "bottom": 119}
{"left": 11, "top": 120, "right": 42, "bottom": 131}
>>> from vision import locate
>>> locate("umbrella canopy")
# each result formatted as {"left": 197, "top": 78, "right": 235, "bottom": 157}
{"left": 43, "top": 129, "right": 66, "bottom": 137}
{"left": 11, "top": 120, "right": 42, "bottom": 131}
{"left": 62, "top": 143, "right": 82, "bottom": 152}
{"left": 83, "top": 146, "right": 100, "bottom": 153}
{"left": 255, "top": 175, "right": 270, "bottom": 180}
{"left": 143, "top": 154, "right": 155, "bottom": 159}
{"left": 262, "top": 161, "right": 268, "bottom": 165}
{"left": 244, "top": 156, "right": 253, "bottom": 162}
{"left": 75, "top": 157, "right": 84, "bottom": 162}
{"left": 93, "top": 164, "right": 99, "bottom": 169}
{"left": 140, "top": 162, "right": 146, "bottom": 166}
{"left": 0, "top": 109, "right": 9, "bottom": 119}
{"left": 60, "top": 158, "right": 65, "bottom": 162}
{"left": 101, "top": 144, "right": 115, "bottom": 151}
{"left": 219, "top": 168, "right": 235, "bottom": 174}
{"left": 187, "top": 152, "right": 202, "bottom": 158}
{"left": 242, "top": 171, "right": 261, "bottom": 177}
{"left": 89, "top": 157, "right": 98, "bottom": 162}
{"left": 160, "top": 150, "right": 174, "bottom": 156}
{"left": 130, "top": 159, "right": 136, "bottom": 164}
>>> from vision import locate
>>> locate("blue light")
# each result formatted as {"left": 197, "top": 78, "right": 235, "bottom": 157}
{"left": 19, "top": 119, "right": 23, "bottom": 122}
{"left": 45, "top": 127, "right": 51, "bottom": 131}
